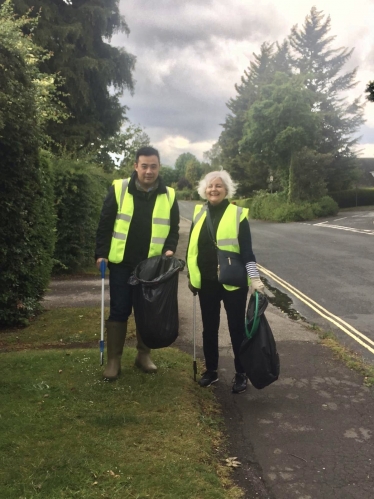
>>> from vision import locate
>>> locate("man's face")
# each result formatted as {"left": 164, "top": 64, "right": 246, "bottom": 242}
{"left": 135, "top": 155, "right": 161, "bottom": 188}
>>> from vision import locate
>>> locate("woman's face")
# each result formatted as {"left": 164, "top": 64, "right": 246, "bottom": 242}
{"left": 205, "top": 177, "right": 227, "bottom": 205}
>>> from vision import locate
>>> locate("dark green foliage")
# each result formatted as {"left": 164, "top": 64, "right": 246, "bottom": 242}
{"left": 6, "top": 0, "right": 136, "bottom": 151}
{"left": 330, "top": 188, "right": 374, "bottom": 208}
{"left": 251, "top": 192, "right": 338, "bottom": 222}
{"left": 52, "top": 158, "right": 112, "bottom": 273}
{"left": 160, "top": 166, "right": 178, "bottom": 186}
{"left": 366, "top": 81, "right": 374, "bottom": 102}
{"left": 174, "top": 153, "right": 199, "bottom": 178}
{"left": 0, "top": 17, "right": 56, "bottom": 325}
{"left": 219, "top": 7, "right": 364, "bottom": 200}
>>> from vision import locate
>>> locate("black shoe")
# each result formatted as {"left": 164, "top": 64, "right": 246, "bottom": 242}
{"left": 232, "top": 373, "right": 247, "bottom": 394}
{"left": 198, "top": 371, "right": 218, "bottom": 387}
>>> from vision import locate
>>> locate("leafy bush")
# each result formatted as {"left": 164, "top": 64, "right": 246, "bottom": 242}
{"left": 231, "top": 198, "right": 253, "bottom": 210}
{"left": 251, "top": 192, "right": 338, "bottom": 222}
{"left": 330, "top": 188, "right": 374, "bottom": 208}
{"left": 175, "top": 189, "right": 200, "bottom": 201}
{"left": 0, "top": 149, "right": 56, "bottom": 326}
{"left": 52, "top": 159, "right": 112, "bottom": 273}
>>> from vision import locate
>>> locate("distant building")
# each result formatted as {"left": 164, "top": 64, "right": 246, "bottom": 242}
{"left": 357, "top": 158, "right": 374, "bottom": 187}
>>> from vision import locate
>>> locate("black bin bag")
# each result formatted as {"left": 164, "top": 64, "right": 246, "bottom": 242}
{"left": 129, "top": 255, "right": 184, "bottom": 349}
{"left": 239, "top": 292, "right": 280, "bottom": 389}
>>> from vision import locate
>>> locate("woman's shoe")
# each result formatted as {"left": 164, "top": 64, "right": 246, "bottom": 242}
{"left": 232, "top": 373, "right": 247, "bottom": 394}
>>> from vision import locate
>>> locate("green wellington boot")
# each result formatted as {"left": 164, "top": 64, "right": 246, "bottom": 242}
{"left": 103, "top": 321, "right": 127, "bottom": 380}
{"left": 135, "top": 329, "right": 157, "bottom": 373}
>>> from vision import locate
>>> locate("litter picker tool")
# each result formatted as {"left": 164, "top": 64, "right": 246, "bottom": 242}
{"left": 193, "top": 293, "right": 197, "bottom": 381}
{"left": 100, "top": 260, "right": 106, "bottom": 366}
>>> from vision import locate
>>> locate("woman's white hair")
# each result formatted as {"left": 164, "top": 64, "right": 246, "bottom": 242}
{"left": 197, "top": 169, "right": 238, "bottom": 199}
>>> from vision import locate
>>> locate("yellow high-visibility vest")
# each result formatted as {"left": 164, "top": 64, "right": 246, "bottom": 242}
{"left": 108, "top": 178, "right": 175, "bottom": 263}
{"left": 187, "top": 203, "right": 250, "bottom": 291}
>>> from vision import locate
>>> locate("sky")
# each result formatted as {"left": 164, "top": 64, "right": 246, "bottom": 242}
{"left": 113, "top": 0, "right": 374, "bottom": 167}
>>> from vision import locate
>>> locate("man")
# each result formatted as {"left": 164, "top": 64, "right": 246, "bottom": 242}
{"left": 95, "top": 146, "right": 179, "bottom": 380}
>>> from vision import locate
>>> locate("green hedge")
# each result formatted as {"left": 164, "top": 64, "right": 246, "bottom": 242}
{"left": 231, "top": 198, "right": 253, "bottom": 210}
{"left": 330, "top": 188, "right": 374, "bottom": 208}
{"left": 52, "top": 159, "right": 112, "bottom": 273}
{"left": 251, "top": 192, "right": 339, "bottom": 222}
{"left": 0, "top": 40, "right": 56, "bottom": 326}
{"left": 0, "top": 151, "right": 56, "bottom": 326}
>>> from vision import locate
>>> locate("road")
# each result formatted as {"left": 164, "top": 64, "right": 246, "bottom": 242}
{"left": 178, "top": 201, "right": 374, "bottom": 363}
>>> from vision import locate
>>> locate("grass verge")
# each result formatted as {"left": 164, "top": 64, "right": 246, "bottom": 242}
{"left": 0, "top": 308, "right": 136, "bottom": 351}
{"left": 313, "top": 328, "right": 374, "bottom": 387}
{"left": 0, "top": 307, "right": 244, "bottom": 499}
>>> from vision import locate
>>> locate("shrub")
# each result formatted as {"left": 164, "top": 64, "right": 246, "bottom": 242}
{"left": 175, "top": 189, "right": 200, "bottom": 201}
{"left": 231, "top": 198, "right": 253, "bottom": 210}
{"left": 330, "top": 188, "right": 374, "bottom": 208}
{"left": 0, "top": 149, "right": 56, "bottom": 326}
{"left": 251, "top": 192, "right": 338, "bottom": 222}
{"left": 0, "top": 36, "right": 56, "bottom": 325}
{"left": 52, "top": 159, "right": 112, "bottom": 273}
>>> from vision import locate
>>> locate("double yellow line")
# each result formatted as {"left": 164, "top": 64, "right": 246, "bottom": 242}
{"left": 258, "top": 264, "right": 374, "bottom": 355}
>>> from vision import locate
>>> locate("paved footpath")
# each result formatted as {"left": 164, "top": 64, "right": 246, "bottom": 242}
{"left": 44, "top": 218, "right": 374, "bottom": 499}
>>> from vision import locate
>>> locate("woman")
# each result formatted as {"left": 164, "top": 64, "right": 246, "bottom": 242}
{"left": 186, "top": 170, "right": 264, "bottom": 394}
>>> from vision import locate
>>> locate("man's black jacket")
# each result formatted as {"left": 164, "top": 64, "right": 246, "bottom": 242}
{"left": 95, "top": 172, "right": 179, "bottom": 270}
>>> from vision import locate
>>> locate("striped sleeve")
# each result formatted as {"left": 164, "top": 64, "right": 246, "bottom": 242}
{"left": 245, "top": 261, "right": 260, "bottom": 278}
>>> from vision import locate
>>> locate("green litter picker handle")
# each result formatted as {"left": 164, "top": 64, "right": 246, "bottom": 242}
{"left": 245, "top": 291, "right": 260, "bottom": 339}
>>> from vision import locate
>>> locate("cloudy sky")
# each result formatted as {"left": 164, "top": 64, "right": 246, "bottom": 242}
{"left": 113, "top": 0, "right": 374, "bottom": 166}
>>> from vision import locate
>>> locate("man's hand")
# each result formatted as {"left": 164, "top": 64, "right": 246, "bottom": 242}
{"left": 188, "top": 280, "right": 198, "bottom": 296}
{"left": 250, "top": 277, "right": 265, "bottom": 295}
{"left": 164, "top": 250, "right": 174, "bottom": 257}
{"left": 96, "top": 258, "right": 108, "bottom": 270}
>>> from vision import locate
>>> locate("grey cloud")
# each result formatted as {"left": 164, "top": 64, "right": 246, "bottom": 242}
{"left": 115, "top": 0, "right": 372, "bottom": 161}
{"left": 118, "top": 0, "right": 283, "bottom": 49}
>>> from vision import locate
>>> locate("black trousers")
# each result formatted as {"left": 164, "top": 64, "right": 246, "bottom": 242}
{"left": 198, "top": 280, "right": 248, "bottom": 373}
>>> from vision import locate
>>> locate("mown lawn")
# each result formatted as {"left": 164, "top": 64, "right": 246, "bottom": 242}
{"left": 0, "top": 310, "right": 244, "bottom": 499}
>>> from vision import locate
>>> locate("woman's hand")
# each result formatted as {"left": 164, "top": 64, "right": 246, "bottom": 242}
{"left": 164, "top": 250, "right": 174, "bottom": 257}
{"left": 250, "top": 277, "right": 265, "bottom": 295}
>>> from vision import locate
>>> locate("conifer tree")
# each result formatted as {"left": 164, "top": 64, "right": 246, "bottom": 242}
{"left": 3, "top": 0, "right": 136, "bottom": 152}
{"left": 219, "top": 41, "right": 292, "bottom": 194}
{"left": 289, "top": 7, "right": 364, "bottom": 191}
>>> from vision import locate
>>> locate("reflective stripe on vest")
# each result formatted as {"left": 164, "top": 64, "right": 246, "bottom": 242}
{"left": 108, "top": 178, "right": 175, "bottom": 263}
{"left": 187, "top": 203, "right": 250, "bottom": 291}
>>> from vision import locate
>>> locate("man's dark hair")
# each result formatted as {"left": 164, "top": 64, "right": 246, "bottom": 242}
{"left": 135, "top": 146, "right": 160, "bottom": 163}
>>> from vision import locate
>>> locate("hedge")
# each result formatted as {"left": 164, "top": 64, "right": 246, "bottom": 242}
{"left": 52, "top": 159, "right": 112, "bottom": 273}
{"left": 0, "top": 151, "right": 56, "bottom": 326}
{"left": 251, "top": 192, "right": 339, "bottom": 222}
{"left": 330, "top": 188, "right": 374, "bottom": 208}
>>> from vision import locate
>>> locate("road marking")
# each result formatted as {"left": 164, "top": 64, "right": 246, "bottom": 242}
{"left": 334, "top": 217, "right": 347, "bottom": 221}
{"left": 313, "top": 222, "right": 374, "bottom": 235}
{"left": 258, "top": 264, "right": 374, "bottom": 355}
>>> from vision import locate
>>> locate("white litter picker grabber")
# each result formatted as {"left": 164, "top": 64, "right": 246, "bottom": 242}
{"left": 100, "top": 260, "right": 106, "bottom": 366}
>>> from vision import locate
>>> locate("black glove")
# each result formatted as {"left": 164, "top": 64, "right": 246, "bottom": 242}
{"left": 188, "top": 280, "right": 198, "bottom": 296}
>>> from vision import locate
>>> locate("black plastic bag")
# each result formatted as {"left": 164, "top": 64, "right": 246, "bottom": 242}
{"left": 129, "top": 255, "right": 184, "bottom": 349}
{"left": 239, "top": 293, "right": 280, "bottom": 389}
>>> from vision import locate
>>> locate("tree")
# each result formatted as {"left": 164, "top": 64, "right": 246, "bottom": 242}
{"left": 289, "top": 7, "right": 365, "bottom": 191}
{"left": 160, "top": 166, "right": 178, "bottom": 186}
{"left": 218, "top": 42, "right": 292, "bottom": 193}
{"left": 203, "top": 142, "right": 222, "bottom": 170}
{"left": 366, "top": 81, "right": 374, "bottom": 102}
{"left": 5, "top": 0, "right": 136, "bottom": 152}
{"left": 174, "top": 152, "right": 199, "bottom": 180}
{"left": 240, "top": 73, "right": 327, "bottom": 202}
{"left": 185, "top": 158, "right": 202, "bottom": 187}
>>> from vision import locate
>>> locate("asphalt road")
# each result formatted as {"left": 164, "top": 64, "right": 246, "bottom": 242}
{"left": 178, "top": 201, "right": 374, "bottom": 364}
